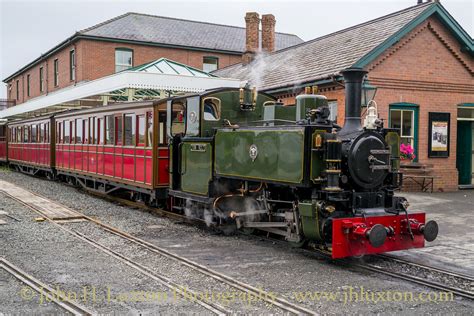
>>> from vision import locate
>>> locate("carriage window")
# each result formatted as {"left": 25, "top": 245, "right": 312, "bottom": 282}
{"left": 124, "top": 114, "right": 135, "bottom": 146}
{"left": 91, "top": 117, "right": 97, "bottom": 144}
{"left": 171, "top": 101, "right": 185, "bottom": 136}
{"left": 24, "top": 126, "right": 29, "bottom": 143}
{"left": 137, "top": 115, "right": 146, "bottom": 146}
{"left": 98, "top": 118, "right": 104, "bottom": 144}
{"left": 45, "top": 123, "right": 49, "bottom": 143}
{"left": 57, "top": 122, "right": 62, "bottom": 143}
{"left": 75, "top": 119, "right": 83, "bottom": 143}
{"left": 31, "top": 125, "right": 37, "bottom": 143}
{"left": 159, "top": 112, "right": 167, "bottom": 145}
{"left": 105, "top": 116, "right": 114, "bottom": 145}
{"left": 146, "top": 112, "right": 153, "bottom": 147}
{"left": 64, "top": 121, "right": 70, "bottom": 143}
{"left": 116, "top": 116, "right": 123, "bottom": 146}
{"left": 203, "top": 97, "right": 221, "bottom": 121}
{"left": 83, "top": 119, "right": 89, "bottom": 144}
{"left": 39, "top": 124, "right": 44, "bottom": 143}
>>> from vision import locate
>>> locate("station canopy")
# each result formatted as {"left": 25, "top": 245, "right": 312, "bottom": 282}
{"left": 0, "top": 58, "right": 243, "bottom": 120}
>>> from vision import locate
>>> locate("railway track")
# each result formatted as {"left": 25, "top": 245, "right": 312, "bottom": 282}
{"left": 85, "top": 189, "right": 474, "bottom": 301}
{"left": 0, "top": 258, "right": 93, "bottom": 315}
{"left": 2, "top": 186, "right": 317, "bottom": 315}
{"left": 353, "top": 255, "right": 474, "bottom": 300}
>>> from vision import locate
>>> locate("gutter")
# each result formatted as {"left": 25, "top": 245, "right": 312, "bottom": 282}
{"left": 264, "top": 76, "right": 343, "bottom": 94}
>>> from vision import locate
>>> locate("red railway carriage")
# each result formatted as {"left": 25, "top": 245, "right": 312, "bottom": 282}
{"left": 7, "top": 117, "right": 54, "bottom": 174}
{"left": 0, "top": 122, "right": 7, "bottom": 162}
{"left": 54, "top": 101, "right": 169, "bottom": 202}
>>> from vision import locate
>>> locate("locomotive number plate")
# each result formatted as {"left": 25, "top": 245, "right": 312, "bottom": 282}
{"left": 190, "top": 144, "right": 207, "bottom": 152}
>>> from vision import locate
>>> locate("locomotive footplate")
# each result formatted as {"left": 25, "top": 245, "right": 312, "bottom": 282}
{"left": 331, "top": 213, "right": 431, "bottom": 259}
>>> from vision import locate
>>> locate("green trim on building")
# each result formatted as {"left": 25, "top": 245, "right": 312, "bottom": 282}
{"left": 459, "top": 103, "right": 474, "bottom": 107}
{"left": 389, "top": 103, "right": 419, "bottom": 162}
{"left": 353, "top": 3, "right": 473, "bottom": 69}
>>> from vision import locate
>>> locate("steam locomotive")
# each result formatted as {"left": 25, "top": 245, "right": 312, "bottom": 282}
{"left": 167, "top": 67, "right": 438, "bottom": 258}
{"left": 3, "top": 67, "right": 438, "bottom": 258}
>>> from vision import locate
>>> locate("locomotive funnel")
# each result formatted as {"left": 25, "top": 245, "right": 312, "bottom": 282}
{"left": 340, "top": 67, "right": 367, "bottom": 135}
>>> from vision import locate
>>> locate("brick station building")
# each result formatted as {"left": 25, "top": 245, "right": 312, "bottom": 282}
{"left": 216, "top": 1, "right": 474, "bottom": 191}
{"left": 3, "top": 13, "right": 302, "bottom": 106}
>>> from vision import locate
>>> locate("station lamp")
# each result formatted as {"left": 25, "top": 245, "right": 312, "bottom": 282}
{"left": 361, "top": 80, "right": 378, "bottom": 107}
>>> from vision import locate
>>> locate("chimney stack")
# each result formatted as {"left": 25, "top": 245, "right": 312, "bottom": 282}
{"left": 261, "top": 14, "right": 276, "bottom": 53}
{"left": 417, "top": 0, "right": 423, "bottom": 4}
{"left": 243, "top": 12, "right": 260, "bottom": 65}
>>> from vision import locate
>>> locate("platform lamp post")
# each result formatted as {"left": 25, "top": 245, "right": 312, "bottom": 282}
{"left": 361, "top": 80, "right": 378, "bottom": 107}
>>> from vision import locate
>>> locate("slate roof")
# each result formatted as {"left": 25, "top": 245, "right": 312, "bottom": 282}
{"left": 80, "top": 12, "right": 303, "bottom": 53}
{"left": 213, "top": 2, "right": 436, "bottom": 91}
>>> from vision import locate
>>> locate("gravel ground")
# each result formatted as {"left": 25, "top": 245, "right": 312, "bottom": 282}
{"left": 0, "top": 184, "right": 210, "bottom": 314}
{"left": 1, "top": 168, "right": 473, "bottom": 314}
{"left": 0, "top": 269, "right": 71, "bottom": 315}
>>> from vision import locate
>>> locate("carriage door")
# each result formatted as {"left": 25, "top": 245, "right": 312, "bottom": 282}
{"left": 167, "top": 99, "right": 187, "bottom": 190}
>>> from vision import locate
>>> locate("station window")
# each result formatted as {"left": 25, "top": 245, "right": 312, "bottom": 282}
{"left": 27, "top": 74, "right": 31, "bottom": 97}
{"left": 64, "top": 121, "right": 70, "bottom": 143}
{"left": 70, "top": 50, "right": 76, "bottom": 81}
{"left": 146, "top": 112, "right": 153, "bottom": 147}
{"left": 389, "top": 103, "right": 419, "bottom": 162}
{"left": 39, "top": 67, "right": 44, "bottom": 92}
{"left": 115, "top": 116, "right": 123, "bottom": 146}
{"left": 115, "top": 49, "right": 133, "bottom": 72}
{"left": 124, "top": 114, "right": 135, "bottom": 146}
{"left": 16, "top": 80, "right": 19, "bottom": 100}
{"left": 203, "top": 97, "right": 221, "bottom": 121}
{"left": 137, "top": 115, "right": 146, "bottom": 146}
{"left": 203, "top": 56, "right": 218, "bottom": 73}
{"left": 54, "top": 59, "right": 59, "bottom": 87}
{"left": 105, "top": 116, "right": 115, "bottom": 145}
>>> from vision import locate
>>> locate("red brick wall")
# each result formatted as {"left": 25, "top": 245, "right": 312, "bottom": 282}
{"left": 80, "top": 39, "right": 242, "bottom": 82}
{"left": 275, "top": 17, "right": 473, "bottom": 191}
{"left": 5, "top": 39, "right": 242, "bottom": 104}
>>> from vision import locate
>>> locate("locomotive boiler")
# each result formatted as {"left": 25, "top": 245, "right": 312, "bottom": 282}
{"left": 168, "top": 67, "right": 438, "bottom": 258}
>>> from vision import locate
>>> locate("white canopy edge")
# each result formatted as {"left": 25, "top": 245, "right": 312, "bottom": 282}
{"left": 0, "top": 71, "right": 244, "bottom": 119}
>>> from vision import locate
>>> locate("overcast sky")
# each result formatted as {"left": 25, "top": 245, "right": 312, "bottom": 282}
{"left": 0, "top": 0, "right": 472, "bottom": 98}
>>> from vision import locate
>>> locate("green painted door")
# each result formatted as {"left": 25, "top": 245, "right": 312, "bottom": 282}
{"left": 456, "top": 121, "right": 472, "bottom": 185}
{"left": 180, "top": 142, "right": 213, "bottom": 195}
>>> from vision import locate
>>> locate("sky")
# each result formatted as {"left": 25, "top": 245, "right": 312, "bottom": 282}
{"left": 0, "top": 0, "right": 472, "bottom": 98}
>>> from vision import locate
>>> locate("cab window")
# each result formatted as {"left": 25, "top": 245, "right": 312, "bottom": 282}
{"left": 203, "top": 97, "right": 221, "bottom": 121}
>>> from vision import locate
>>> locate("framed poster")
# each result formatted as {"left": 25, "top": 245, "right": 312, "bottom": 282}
{"left": 428, "top": 112, "right": 450, "bottom": 158}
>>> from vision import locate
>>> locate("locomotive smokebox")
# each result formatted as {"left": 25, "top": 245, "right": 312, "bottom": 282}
{"left": 340, "top": 68, "right": 367, "bottom": 136}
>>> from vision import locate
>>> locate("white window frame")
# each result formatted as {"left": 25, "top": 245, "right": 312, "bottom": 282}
{"left": 203, "top": 56, "right": 218, "bottom": 73}
{"left": 115, "top": 49, "right": 133, "bottom": 73}
{"left": 390, "top": 109, "right": 415, "bottom": 147}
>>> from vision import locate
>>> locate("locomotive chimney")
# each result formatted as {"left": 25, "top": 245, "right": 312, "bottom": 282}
{"left": 261, "top": 14, "right": 276, "bottom": 53}
{"left": 243, "top": 12, "right": 260, "bottom": 65}
{"left": 340, "top": 67, "right": 367, "bottom": 136}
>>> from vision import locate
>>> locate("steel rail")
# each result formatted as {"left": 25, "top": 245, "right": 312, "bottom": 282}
{"left": 352, "top": 262, "right": 474, "bottom": 300}
{"left": 376, "top": 254, "right": 474, "bottom": 281}
{"left": 3, "top": 188, "right": 317, "bottom": 315}
{"left": 84, "top": 189, "right": 474, "bottom": 304}
{"left": 0, "top": 258, "right": 93, "bottom": 315}
{"left": 1, "top": 192, "right": 229, "bottom": 316}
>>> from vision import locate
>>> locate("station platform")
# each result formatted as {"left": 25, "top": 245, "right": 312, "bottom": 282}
{"left": 392, "top": 190, "right": 474, "bottom": 276}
